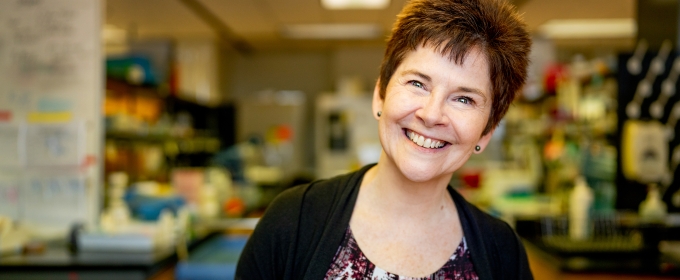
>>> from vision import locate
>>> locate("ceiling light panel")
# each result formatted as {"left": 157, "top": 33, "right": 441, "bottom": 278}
{"left": 538, "top": 18, "right": 636, "bottom": 39}
{"left": 321, "top": 0, "right": 390, "bottom": 10}
{"left": 281, "top": 24, "right": 382, "bottom": 39}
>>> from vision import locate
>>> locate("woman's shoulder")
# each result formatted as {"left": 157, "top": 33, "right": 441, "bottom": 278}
{"left": 448, "top": 188, "right": 520, "bottom": 240}
{"left": 260, "top": 165, "right": 372, "bottom": 226}
{"left": 276, "top": 165, "right": 373, "bottom": 207}
{"left": 253, "top": 180, "right": 324, "bottom": 233}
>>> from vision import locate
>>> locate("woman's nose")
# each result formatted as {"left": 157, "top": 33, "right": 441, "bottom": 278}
{"left": 415, "top": 96, "right": 446, "bottom": 127}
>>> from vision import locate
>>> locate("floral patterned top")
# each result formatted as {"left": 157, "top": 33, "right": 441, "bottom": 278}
{"left": 325, "top": 227, "right": 479, "bottom": 280}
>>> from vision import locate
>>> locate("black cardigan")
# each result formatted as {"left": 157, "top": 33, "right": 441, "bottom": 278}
{"left": 236, "top": 164, "right": 533, "bottom": 279}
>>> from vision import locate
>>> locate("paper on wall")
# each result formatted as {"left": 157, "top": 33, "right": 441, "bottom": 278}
{"left": 0, "top": 124, "right": 22, "bottom": 167}
{"left": 21, "top": 173, "right": 87, "bottom": 228}
{"left": 25, "top": 122, "right": 84, "bottom": 167}
{"left": 0, "top": 175, "right": 21, "bottom": 220}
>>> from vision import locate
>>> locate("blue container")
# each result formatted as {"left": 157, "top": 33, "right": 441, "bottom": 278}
{"left": 175, "top": 235, "right": 248, "bottom": 280}
{"left": 124, "top": 190, "right": 185, "bottom": 221}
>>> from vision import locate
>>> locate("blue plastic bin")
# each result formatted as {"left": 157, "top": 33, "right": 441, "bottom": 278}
{"left": 174, "top": 235, "right": 248, "bottom": 280}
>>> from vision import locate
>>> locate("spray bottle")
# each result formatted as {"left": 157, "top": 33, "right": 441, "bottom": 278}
{"left": 569, "top": 176, "right": 593, "bottom": 240}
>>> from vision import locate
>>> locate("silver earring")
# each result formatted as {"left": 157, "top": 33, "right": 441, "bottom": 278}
{"left": 475, "top": 145, "right": 481, "bottom": 151}
{"left": 377, "top": 111, "right": 382, "bottom": 117}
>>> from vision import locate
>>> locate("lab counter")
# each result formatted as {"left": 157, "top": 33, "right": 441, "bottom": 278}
{"left": 0, "top": 231, "right": 221, "bottom": 280}
{"left": 517, "top": 218, "right": 680, "bottom": 279}
{"left": 524, "top": 238, "right": 680, "bottom": 279}
{"left": 0, "top": 218, "right": 256, "bottom": 280}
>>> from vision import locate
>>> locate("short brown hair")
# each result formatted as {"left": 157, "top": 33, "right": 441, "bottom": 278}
{"left": 379, "top": 0, "right": 531, "bottom": 135}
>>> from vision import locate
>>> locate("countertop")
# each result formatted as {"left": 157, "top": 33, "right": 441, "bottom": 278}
{"left": 0, "top": 231, "right": 220, "bottom": 280}
{"left": 517, "top": 217, "right": 680, "bottom": 279}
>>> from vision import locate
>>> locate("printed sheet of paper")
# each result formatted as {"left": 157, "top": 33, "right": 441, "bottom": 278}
{"left": 0, "top": 175, "right": 21, "bottom": 220}
{"left": 0, "top": 0, "right": 102, "bottom": 228}
{"left": 25, "top": 122, "right": 84, "bottom": 167}
{"left": 0, "top": 124, "right": 21, "bottom": 166}
{"left": 21, "top": 173, "right": 86, "bottom": 227}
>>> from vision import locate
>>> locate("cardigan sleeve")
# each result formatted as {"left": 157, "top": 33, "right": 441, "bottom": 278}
{"left": 493, "top": 221, "right": 534, "bottom": 280}
{"left": 235, "top": 186, "right": 306, "bottom": 280}
{"left": 469, "top": 208, "right": 534, "bottom": 280}
{"left": 515, "top": 231, "right": 533, "bottom": 279}
{"left": 450, "top": 187, "right": 533, "bottom": 280}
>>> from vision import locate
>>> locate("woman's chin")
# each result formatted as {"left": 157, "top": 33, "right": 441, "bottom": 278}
{"left": 396, "top": 163, "right": 446, "bottom": 183}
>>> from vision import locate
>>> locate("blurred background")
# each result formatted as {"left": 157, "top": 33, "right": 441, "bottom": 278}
{"left": 2, "top": 0, "right": 680, "bottom": 279}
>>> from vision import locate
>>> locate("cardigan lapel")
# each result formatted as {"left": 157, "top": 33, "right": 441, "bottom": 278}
{"left": 301, "top": 164, "right": 371, "bottom": 279}
{"left": 449, "top": 186, "right": 496, "bottom": 280}
{"left": 297, "top": 167, "right": 497, "bottom": 279}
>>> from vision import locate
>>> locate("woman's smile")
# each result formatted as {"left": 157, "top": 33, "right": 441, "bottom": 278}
{"left": 404, "top": 129, "right": 448, "bottom": 149}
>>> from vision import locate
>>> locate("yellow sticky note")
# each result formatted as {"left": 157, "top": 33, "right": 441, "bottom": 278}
{"left": 27, "top": 112, "right": 73, "bottom": 123}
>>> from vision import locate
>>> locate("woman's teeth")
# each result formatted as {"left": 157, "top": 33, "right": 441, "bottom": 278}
{"left": 407, "top": 131, "right": 445, "bottom": 149}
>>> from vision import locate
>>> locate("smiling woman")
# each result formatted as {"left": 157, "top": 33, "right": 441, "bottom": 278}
{"left": 375, "top": 46, "right": 493, "bottom": 184}
{"left": 236, "top": 0, "right": 532, "bottom": 279}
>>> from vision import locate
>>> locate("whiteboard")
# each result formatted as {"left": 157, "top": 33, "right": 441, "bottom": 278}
{"left": 0, "top": 0, "right": 102, "bottom": 233}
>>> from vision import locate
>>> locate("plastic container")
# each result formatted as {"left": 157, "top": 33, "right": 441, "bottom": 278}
{"left": 569, "top": 176, "right": 593, "bottom": 240}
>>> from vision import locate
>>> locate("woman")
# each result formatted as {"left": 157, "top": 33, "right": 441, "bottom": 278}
{"left": 236, "top": 0, "right": 532, "bottom": 279}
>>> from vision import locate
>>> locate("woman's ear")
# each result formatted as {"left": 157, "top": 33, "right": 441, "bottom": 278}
{"left": 372, "top": 80, "right": 383, "bottom": 120}
{"left": 474, "top": 128, "right": 495, "bottom": 153}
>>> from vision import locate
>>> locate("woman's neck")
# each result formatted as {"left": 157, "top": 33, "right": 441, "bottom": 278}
{"left": 358, "top": 154, "right": 454, "bottom": 221}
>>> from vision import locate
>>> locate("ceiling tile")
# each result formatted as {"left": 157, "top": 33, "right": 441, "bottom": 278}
{"left": 105, "top": 0, "right": 637, "bottom": 51}
{"left": 264, "top": 0, "right": 328, "bottom": 23}
{"left": 106, "top": 0, "right": 213, "bottom": 38}
{"left": 198, "top": 0, "right": 276, "bottom": 34}
{"left": 520, "top": 0, "right": 635, "bottom": 31}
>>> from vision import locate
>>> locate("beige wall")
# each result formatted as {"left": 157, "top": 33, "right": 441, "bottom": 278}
{"left": 219, "top": 45, "right": 386, "bottom": 171}
{"left": 332, "top": 46, "right": 385, "bottom": 94}
{"left": 221, "top": 45, "right": 386, "bottom": 101}
{"left": 227, "top": 50, "right": 332, "bottom": 101}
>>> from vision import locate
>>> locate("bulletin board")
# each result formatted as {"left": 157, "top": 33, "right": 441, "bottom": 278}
{"left": 0, "top": 0, "right": 102, "bottom": 232}
{"left": 617, "top": 41, "right": 680, "bottom": 211}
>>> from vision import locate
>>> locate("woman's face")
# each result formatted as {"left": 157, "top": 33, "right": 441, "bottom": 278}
{"left": 373, "top": 44, "right": 495, "bottom": 183}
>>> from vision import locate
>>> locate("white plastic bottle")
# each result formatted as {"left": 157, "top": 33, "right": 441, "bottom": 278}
{"left": 569, "top": 176, "right": 593, "bottom": 240}
{"left": 639, "top": 184, "right": 667, "bottom": 223}
{"left": 102, "top": 172, "right": 131, "bottom": 233}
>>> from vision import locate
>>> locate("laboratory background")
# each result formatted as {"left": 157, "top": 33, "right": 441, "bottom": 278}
{"left": 1, "top": 0, "right": 680, "bottom": 279}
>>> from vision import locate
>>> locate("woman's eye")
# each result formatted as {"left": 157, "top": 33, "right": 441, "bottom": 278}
{"left": 410, "top": 80, "right": 424, "bottom": 89}
{"left": 457, "top": 97, "right": 472, "bottom": 104}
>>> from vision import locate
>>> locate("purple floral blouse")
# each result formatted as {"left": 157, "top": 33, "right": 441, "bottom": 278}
{"left": 324, "top": 227, "right": 479, "bottom": 280}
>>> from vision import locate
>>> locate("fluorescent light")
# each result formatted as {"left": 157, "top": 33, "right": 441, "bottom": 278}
{"left": 321, "top": 0, "right": 390, "bottom": 10}
{"left": 103, "top": 24, "right": 127, "bottom": 45}
{"left": 538, "top": 18, "right": 636, "bottom": 39}
{"left": 281, "top": 24, "right": 382, "bottom": 39}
